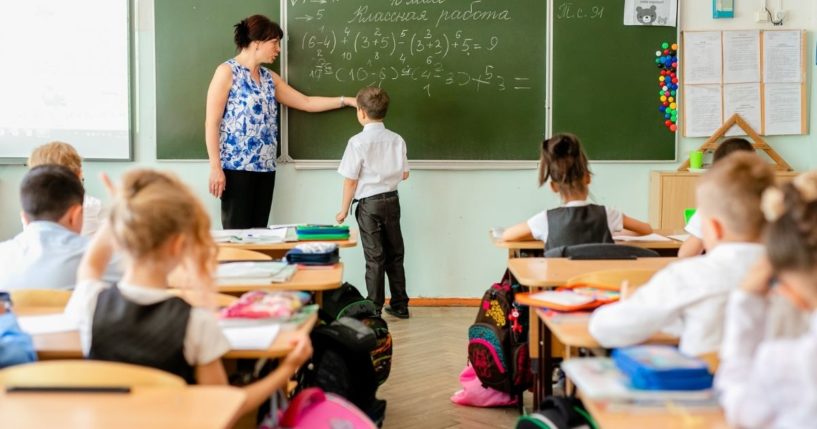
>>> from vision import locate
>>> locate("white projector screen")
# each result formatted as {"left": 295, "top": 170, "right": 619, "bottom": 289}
{"left": 0, "top": 1, "right": 130, "bottom": 160}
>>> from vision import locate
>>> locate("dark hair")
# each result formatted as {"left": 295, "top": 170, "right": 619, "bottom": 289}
{"left": 713, "top": 137, "right": 755, "bottom": 163}
{"left": 765, "top": 172, "right": 817, "bottom": 273}
{"left": 538, "top": 133, "right": 590, "bottom": 196}
{"left": 356, "top": 87, "right": 390, "bottom": 120}
{"left": 20, "top": 165, "right": 84, "bottom": 222}
{"left": 233, "top": 15, "right": 284, "bottom": 50}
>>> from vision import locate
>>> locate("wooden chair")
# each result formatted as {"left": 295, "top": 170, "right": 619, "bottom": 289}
{"left": 565, "top": 269, "right": 659, "bottom": 291}
{"left": 10, "top": 289, "right": 72, "bottom": 309}
{"left": 0, "top": 360, "right": 186, "bottom": 388}
{"left": 217, "top": 247, "right": 272, "bottom": 262}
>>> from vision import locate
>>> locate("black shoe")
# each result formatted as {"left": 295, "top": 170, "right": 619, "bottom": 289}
{"left": 384, "top": 305, "right": 410, "bottom": 319}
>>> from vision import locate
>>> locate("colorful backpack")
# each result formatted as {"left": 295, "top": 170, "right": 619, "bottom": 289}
{"left": 279, "top": 388, "right": 378, "bottom": 429}
{"left": 468, "top": 271, "right": 531, "bottom": 395}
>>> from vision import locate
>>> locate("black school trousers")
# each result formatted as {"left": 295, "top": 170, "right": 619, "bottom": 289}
{"left": 355, "top": 191, "right": 408, "bottom": 310}
{"left": 220, "top": 169, "right": 276, "bottom": 229}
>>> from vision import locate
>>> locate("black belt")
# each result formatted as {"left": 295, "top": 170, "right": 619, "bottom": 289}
{"left": 350, "top": 191, "right": 398, "bottom": 214}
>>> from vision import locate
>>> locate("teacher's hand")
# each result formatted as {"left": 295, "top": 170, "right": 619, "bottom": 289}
{"left": 209, "top": 167, "right": 226, "bottom": 198}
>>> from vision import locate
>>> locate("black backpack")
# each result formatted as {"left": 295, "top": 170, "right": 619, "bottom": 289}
{"left": 468, "top": 271, "right": 532, "bottom": 394}
{"left": 297, "top": 283, "right": 391, "bottom": 425}
{"left": 516, "top": 397, "right": 598, "bottom": 429}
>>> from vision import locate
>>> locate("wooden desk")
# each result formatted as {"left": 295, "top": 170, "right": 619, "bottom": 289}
{"left": 219, "top": 229, "right": 358, "bottom": 258}
{"left": 509, "top": 257, "right": 676, "bottom": 406}
{"left": 215, "top": 264, "right": 343, "bottom": 306}
{"left": 19, "top": 308, "right": 318, "bottom": 361}
{"left": 0, "top": 386, "right": 245, "bottom": 429}
{"left": 582, "top": 394, "right": 729, "bottom": 429}
{"left": 492, "top": 231, "right": 683, "bottom": 258}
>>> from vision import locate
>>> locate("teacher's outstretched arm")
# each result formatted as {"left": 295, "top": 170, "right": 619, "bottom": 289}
{"left": 205, "top": 64, "right": 232, "bottom": 198}
{"left": 272, "top": 72, "right": 358, "bottom": 112}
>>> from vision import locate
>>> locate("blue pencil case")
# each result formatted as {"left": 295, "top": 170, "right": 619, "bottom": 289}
{"left": 612, "top": 345, "right": 713, "bottom": 391}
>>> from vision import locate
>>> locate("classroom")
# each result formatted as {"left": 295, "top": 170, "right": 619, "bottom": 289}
{"left": 0, "top": 0, "right": 816, "bottom": 428}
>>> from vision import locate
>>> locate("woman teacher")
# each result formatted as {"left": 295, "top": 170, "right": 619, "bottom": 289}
{"left": 205, "top": 14, "right": 356, "bottom": 228}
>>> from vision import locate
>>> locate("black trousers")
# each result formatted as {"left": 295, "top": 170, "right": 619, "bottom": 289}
{"left": 355, "top": 192, "right": 408, "bottom": 310}
{"left": 220, "top": 169, "right": 276, "bottom": 229}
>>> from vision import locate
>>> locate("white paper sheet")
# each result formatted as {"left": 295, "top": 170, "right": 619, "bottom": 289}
{"left": 683, "top": 32, "right": 722, "bottom": 84}
{"left": 763, "top": 31, "right": 802, "bottom": 83}
{"left": 613, "top": 233, "right": 672, "bottom": 242}
{"left": 667, "top": 234, "right": 691, "bottom": 242}
{"left": 221, "top": 324, "right": 280, "bottom": 350}
{"left": 764, "top": 83, "right": 803, "bottom": 135}
{"left": 683, "top": 85, "right": 723, "bottom": 137}
{"left": 217, "top": 262, "right": 289, "bottom": 279}
{"left": 723, "top": 31, "right": 760, "bottom": 84}
{"left": 724, "top": 83, "right": 762, "bottom": 136}
{"left": 623, "top": 0, "right": 677, "bottom": 26}
{"left": 17, "top": 313, "right": 77, "bottom": 335}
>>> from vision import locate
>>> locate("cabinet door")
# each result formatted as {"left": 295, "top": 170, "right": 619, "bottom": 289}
{"left": 661, "top": 175, "right": 700, "bottom": 231}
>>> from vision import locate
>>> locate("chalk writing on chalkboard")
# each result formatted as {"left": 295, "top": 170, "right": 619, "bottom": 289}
{"left": 291, "top": 0, "right": 531, "bottom": 97}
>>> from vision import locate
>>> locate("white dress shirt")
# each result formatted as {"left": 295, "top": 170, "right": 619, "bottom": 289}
{"left": 0, "top": 221, "right": 122, "bottom": 291}
{"left": 337, "top": 122, "right": 409, "bottom": 200}
{"left": 526, "top": 200, "right": 623, "bottom": 242}
{"left": 65, "top": 281, "right": 231, "bottom": 366}
{"left": 589, "top": 242, "right": 765, "bottom": 356}
{"left": 717, "top": 291, "right": 817, "bottom": 429}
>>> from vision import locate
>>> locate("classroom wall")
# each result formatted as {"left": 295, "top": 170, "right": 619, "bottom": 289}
{"left": 0, "top": 0, "right": 815, "bottom": 298}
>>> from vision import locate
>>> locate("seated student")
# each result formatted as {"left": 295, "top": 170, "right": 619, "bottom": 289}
{"left": 28, "top": 141, "right": 103, "bottom": 236}
{"left": 0, "top": 165, "right": 121, "bottom": 291}
{"left": 65, "top": 169, "right": 311, "bottom": 417}
{"left": 0, "top": 301, "right": 37, "bottom": 368}
{"left": 589, "top": 153, "right": 774, "bottom": 356}
{"left": 717, "top": 171, "right": 817, "bottom": 428}
{"left": 679, "top": 138, "right": 756, "bottom": 258}
{"left": 502, "top": 134, "right": 652, "bottom": 250}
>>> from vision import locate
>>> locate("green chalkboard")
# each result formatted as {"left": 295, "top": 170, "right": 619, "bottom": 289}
{"left": 551, "top": 0, "right": 677, "bottom": 161}
{"left": 286, "top": 0, "right": 547, "bottom": 161}
{"left": 155, "top": 0, "right": 280, "bottom": 159}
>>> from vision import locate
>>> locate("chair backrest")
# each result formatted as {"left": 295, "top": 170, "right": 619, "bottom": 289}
{"left": 544, "top": 243, "right": 659, "bottom": 259}
{"left": 0, "top": 360, "right": 186, "bottom": 388}
{"left": 10, "top": 289, "right": 72, "bottom": 309}
{"left": 684, "top": 208, "right": 697, "bottom": 225}
{"left": 566, "top": 269, "right": 658, "bottom": 291}
{"left": 217, "top": 247, "right": 272, "bottom": 262}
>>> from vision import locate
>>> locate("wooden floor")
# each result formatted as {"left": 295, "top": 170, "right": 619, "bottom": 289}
{"left": 379, "top": 307, "right": 521, "bottom": 429}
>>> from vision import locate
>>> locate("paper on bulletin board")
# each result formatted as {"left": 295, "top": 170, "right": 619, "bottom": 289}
{"left": 763, "top": 31, "right": 802, "bottom": 83}
{"left": 764, "top": 83, "right": 803, "bottom": 135}
{"left": 683, "top": 32, "right": 722, "bottom": 85}
{"left": 723, "top": 31, "right": 761, "bottom": 84}
{"left": 724, "top": 83, "right": 762, "bottom": 136}
{"left": 683, "top": 85, "right": 723, "bottom": 137}
{"left": 623, "top": 0, "right": 677, "bottom": 27}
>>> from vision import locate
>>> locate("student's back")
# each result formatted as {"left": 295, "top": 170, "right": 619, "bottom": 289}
{"left": 0, "top": 165, "right": 119, "bottom": 291}
{"left": 502, "top": 134, "right": 652, "bottom": 249}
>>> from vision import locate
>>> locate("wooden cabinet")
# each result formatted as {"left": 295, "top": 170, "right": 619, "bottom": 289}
{"left": 649, "top": 171, "right": 798, "bottom": 231}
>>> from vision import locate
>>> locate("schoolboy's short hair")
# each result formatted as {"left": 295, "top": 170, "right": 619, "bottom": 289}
{"left": 356, "top": 87, "right": 389, "bottom": 120}
{"left": 28, "top": 141, "right": 83, "bottom": 175}
{"left": 696, "top": 152, "right": 773, "bottom": 237}
{"left": 713, "top": 138, "right": 755, "bottom": 163}
{"left": 21, "top": 165, "right": 85, "bottom": 222}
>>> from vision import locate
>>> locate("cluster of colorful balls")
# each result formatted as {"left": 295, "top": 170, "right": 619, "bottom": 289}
{"left": 656, "top": 42, "right": 679, "bottom": 132}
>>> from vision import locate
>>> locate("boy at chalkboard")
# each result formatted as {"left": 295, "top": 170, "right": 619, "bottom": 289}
{"left": 336, "top": 87, "right": 411, "bottom": 319}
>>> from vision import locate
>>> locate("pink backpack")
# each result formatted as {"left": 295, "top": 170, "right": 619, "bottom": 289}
{"left": 278, "top": 388, "right": 378, "bottom": 429}
{"left": 450, "top": 364, "right": 518, "bottom": 407}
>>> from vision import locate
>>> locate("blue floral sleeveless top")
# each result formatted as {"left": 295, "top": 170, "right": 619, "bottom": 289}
{"left": 219, "top": 59, "right": 278, "bottom": 172}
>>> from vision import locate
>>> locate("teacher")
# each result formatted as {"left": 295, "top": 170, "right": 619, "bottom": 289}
{"left": 205, "top": 14, "right": 356, "bottom": 229}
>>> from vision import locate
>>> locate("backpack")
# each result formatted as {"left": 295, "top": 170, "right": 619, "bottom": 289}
{"left": 278, "top": 388, "right": 377, "bottom": 429}
{"left": 468, "top": 270, "right": 532, "bottom": 395}
{"left": 321, "top": 282, "right": 393, "bottom": 385}
{"left": 516, "top": 397, "right": 597, "bottom": 429}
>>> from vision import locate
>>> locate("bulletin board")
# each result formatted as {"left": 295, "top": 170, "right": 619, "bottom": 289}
{"left": 681, "top": 30, "right": 807, "bottom": 138}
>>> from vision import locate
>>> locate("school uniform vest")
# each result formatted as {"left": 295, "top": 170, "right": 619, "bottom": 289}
{"left": 88, "top": 285, "right": 195, "bottom": 384}
{"left": 544, "top": 204, "right": 614, "bottom": 251}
